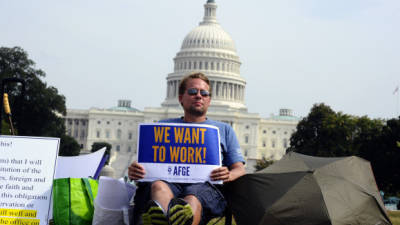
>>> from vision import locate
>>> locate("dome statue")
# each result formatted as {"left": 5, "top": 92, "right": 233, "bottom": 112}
{"left": 162, "top": 0, "right": 247, "bottom": 111}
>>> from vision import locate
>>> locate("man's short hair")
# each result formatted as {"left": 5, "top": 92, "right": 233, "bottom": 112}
{"left": 178, "top": 72, "right": 211, "bottom": 96}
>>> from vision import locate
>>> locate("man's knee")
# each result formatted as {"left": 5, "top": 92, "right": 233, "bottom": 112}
{"left": 151, "top": 180, "right": 171, "bottom": 194}
{"left": 184, "top": 195, "right": 202, "bottom": 210}
{"left": 184, "top": 195, "right": 200, "bottom": 205}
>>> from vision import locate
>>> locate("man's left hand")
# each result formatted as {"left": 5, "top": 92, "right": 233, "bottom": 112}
{"left": 210, "top": 166, "right": 231, "bottom": 182}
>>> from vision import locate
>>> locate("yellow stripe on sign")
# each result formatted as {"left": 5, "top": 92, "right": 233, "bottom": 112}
{"left": 0, "top": 217, "right": 40, "bottom": 225}
{"left": 0, "top": 208, "right": 37, "bottom": 218}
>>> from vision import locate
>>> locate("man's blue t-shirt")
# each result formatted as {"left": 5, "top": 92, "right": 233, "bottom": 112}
{"left": 159, "top": 118, "right": 245, "bottom": 167}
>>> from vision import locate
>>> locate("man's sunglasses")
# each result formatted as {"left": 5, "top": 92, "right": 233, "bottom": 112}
{"left": 187, "top": 88, "right": 211, "bottom": 97}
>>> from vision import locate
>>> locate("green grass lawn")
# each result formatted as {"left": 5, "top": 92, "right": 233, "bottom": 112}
{"left": 389, "top": 210, "right": 400, "bottom": 225}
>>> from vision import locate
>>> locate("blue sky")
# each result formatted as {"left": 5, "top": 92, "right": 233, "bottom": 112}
{"left": 1, "top": 0, "right": 399, "bottom": 119}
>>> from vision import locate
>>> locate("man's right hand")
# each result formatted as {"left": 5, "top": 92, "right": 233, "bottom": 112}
{"left": 128, "top": 161, "right": 146, "bottom": 180}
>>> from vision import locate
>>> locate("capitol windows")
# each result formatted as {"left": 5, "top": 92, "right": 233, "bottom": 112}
{"left": 96, "top": 130, "right": 101, "bottom": 138}
{"left": 117, "top": 129, "right": 122, "bottom": 139}
{"left": 116, "top": 145, "right": 120, "bottom": 152}
{"left": 217, "top": 62, "right": 220, "bottom": 71}
{"left": 272, "top": 140, "right": 276, "bottom": 148}
{"left": 262, "top": 140, "right": 266, "bottom": 147}
{"left": 272, "top": 130, "right": 276, "bottom": 134}
{"left": 74, "top": 130, "right": 78, "bottom": 138}
{"left": 75, "top": 119, "right": 79, "bottom": 125}
{"left": 188, "top": 61, "right": 192, "bottom": 69}
{"left": 184, "top": 62, "right": 187, "bottom": 70}
{"left": 205, "top": 62, "right": 208, "bottom": 70}
{"left": 82, "top": 121, "right": 86, "bottom": 126}
{"left": 211, "top": 62, "right": 214, "bottom": 70}
{"left": 97, "top": 120, "right": 101, "bottom": 125}
{"left": 263, "top": 130, "right": 267, "bottom": 134}
{"left": 105, "top": 130, "right": 110, "bottom": 139}
{"left": 118, "top": 122, "right": 122, "bottom": 126}
{"left": 245, "top": 135, "right": 249, "bottom": 144}
{"left": 193, "top": 61, "right": 197, "bottom": 69}
{"left": 80, "top": 131, "right": 85, "bottom": 140}
{"left": 199, "top": 62, "right": 203, "bottom": 69}
{"left": 222, "top": 63, "right": 225, "bottom": 71}
{"left": 128, "top": 146, "right": 132, "bottom": 152}
{"left": 68, "top": 119, "right": 72, "bottom": 125}
{"left": 128, "top": 132, "right": 133, "bottom": 140}
{"left": 283, "top": 139, "right": 288, "bottom": 148}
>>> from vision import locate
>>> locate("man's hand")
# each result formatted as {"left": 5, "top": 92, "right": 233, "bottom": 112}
{"left": 128, "top": 161, "right": 146, "bottom": 180}
{"left": 210, "top": 162, "right": 245, "bottom": 183}
{"left": 210, "top": 166, "right": 231, "bottom": 182}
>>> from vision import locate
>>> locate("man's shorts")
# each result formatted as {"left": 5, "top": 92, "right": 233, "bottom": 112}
{"left": 166, "top": 181, "right": 227, "bottom": 222}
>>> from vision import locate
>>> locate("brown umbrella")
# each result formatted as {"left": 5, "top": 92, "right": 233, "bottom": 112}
{"left": 226, "top": 152, "right": 392, "bottom": 225}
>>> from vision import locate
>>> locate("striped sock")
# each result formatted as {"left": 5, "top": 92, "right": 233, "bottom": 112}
{"left": 168, "top": 198, "right": 193, "bottom": 225}
{"left": 142, "top": 200, "right": 168, "bottom": 225}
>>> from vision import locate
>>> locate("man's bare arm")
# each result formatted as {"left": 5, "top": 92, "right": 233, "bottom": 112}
{"left": 210, "top": 162, "right": 245, "bottom": 183}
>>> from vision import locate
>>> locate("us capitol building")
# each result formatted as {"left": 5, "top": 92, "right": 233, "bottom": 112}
{"left": 65, "top": 0, "right": 299, "bottom": 177}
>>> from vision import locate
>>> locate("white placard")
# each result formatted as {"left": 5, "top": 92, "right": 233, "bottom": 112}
{"left": 55, "top": 147, "right": 106, "bottom": 179}
{"left": 0, "top": 135, "right": 59, "bottom": 225}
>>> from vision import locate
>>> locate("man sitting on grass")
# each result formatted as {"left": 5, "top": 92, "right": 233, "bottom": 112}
{"left": 128, "top": 72, "right": 245, "bottom": 225}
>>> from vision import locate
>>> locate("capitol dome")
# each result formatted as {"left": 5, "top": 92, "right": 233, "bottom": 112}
{"left": 181, "top": 23, "right": 236, "bottom": 53}
{"left": 162, "top": 0, "right": 247, "bottom": 111}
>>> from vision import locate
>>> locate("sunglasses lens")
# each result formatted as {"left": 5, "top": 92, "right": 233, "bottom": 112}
{"left": 187, "top": 88, "right": 210, "bottom": 97}
{"left": 187, "top": 88, "right": 198, "bottom": 95}
{"left": 200, "top": 90, "right": 210, "bottom": 97}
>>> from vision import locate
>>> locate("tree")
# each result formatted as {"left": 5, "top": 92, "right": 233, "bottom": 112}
{"left": 254, "top": 157, "right": 274, "bottom": 171}
{"left": 59, "top": 134, "right": 81, "bottom": 156}
{"left": 288, "top": 103, "right": 399, "bottom": 195}
{"left": 1, "top": 120, "right": 11, "bottom": 134}
{"left": 369, "top": 117, "right": 400, "bottom": 195}
{"left": 91, "top": 142, "right": 112, "bottom": 165}
{"left": 288, "top": 103, "right": 358, "bottom": 156}
{"left": 0, "top": 46, "right": 80, "bottom": 156}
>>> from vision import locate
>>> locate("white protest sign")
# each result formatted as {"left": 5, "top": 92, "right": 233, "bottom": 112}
{"left": 0, "top": 135, "right": 59, "bottom": 225}
{"left": 137, "top": 123, "right": 222, "bottom": 184}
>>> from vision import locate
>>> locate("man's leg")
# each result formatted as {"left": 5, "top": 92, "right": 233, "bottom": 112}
{"left": 151, "top": 180, "right": 174, "bottom": 212}
{"left": 142, "top": 180, "right": 175, "bottom": 225}
{"left": 168, "top": 197, "right": 195, "bottom": 225}
{"left": 184, "top": 195, "right": 202, "bottom": 225}
{"left": 169, "top": 182, "right": 226, "bottom": 225}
